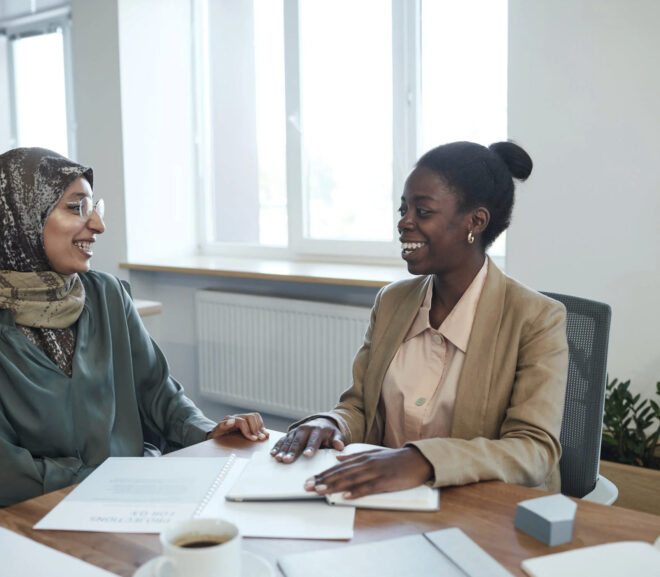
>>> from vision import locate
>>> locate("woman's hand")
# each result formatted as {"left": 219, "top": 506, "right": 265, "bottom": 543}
{"left": 303, "top": 446, "right": 433, "bottom": 499}
{"left": 270, "top": 418, "right": 345, "bottom": 463}
{"left": 207, "top": 413, "right": 269, "bottom": 442}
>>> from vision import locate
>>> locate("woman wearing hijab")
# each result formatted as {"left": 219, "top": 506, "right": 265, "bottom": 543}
{"left": 0, "top": 147, "right": 267, "bottom": 507}
{"left": 272, "top": 141, "right": 569, "bottom": 499}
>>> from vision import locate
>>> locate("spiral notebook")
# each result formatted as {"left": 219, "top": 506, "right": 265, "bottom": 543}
{"left": 34, "top": 455, "right": 356, "bottom": 539}
{"left": 34, "top": 456, "right": 240, "bottom": 533}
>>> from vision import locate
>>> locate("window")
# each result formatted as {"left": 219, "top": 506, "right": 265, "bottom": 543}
{"left": 195, "top": 0, "right": 507, "bottom": 261}
{"left": 2, "top": 5, "right": 74, "bottom": 157}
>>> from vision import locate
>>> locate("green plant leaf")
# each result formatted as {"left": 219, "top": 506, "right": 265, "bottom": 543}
{"left": 601, "top": 377, "right": 660, "bottom": 470}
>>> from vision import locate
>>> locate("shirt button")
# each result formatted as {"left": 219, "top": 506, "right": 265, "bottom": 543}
{"left": 433, "top": 334, "right": 443, "bottom": 344}
{"left": 415, "top": 397, "right": 426, "bottom": 406}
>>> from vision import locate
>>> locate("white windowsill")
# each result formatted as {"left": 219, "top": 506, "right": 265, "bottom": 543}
{"left": 120, "top": 255, "right": 412, "bottom": 288}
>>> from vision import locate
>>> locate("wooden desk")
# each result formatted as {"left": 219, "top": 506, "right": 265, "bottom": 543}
{"left": 1, "top": 436, "right": 659, "bottom": 577}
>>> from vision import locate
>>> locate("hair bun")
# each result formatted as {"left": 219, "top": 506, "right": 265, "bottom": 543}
{"left": 489, "top": 141, "right": 532, "bottom": 181}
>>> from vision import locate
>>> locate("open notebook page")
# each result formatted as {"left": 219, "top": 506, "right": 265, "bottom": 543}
{"left": 198, "top": 455, "right": 355, "bottom": 540}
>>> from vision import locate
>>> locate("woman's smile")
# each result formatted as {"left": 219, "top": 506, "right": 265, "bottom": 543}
{"left": 43, "top": 176, "right": 105, "bottom": 275}
{"left": 73, "top": 239, "right": 95, "bottom": 256}
{"left": 401, "top": 241, "right": 427, "bottom": 256}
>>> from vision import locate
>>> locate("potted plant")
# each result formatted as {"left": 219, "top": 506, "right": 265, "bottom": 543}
{"left": 601, "top": 379, "right": 660, "bottom": 468}
{"left": 599, "top": 379, "right": 660, "bottom": 515}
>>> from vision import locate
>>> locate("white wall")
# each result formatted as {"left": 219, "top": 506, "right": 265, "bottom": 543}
{"left": 70, "top": 0, "right": 197, "bottom": 275}
{"left": 71, "top": 0, "right": 127, "bottom": 279}
{"left": 118, "top": 0, "right": 197, "bottom": 261}
{"left": 207, "top": 0, "right": 260, "bottom": 243}
{"left": 507, "top": 0, "right": 660, "bottom": 398}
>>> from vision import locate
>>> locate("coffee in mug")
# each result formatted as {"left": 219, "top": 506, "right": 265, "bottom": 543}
{"left": 174, "top": 535, "right": 231, "bottom": 549}
{"left": 151, "top": 518, "right": 241, "bottom": 577}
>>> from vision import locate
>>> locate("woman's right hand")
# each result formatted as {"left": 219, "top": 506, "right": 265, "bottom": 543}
{"left": 270, "top": 418, "right": 345, "bottom": 464}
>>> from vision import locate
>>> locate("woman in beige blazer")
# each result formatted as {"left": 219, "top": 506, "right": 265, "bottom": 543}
{"left": 272, "top": 141, "right": 569, "bottom": 498}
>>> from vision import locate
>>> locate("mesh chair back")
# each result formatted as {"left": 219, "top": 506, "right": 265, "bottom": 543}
{"left": 542, "top": 292, "right": 611, "bottom": 498}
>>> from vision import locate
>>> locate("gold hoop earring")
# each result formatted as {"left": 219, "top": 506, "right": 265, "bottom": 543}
{"left": 467, "top": 231, "right": 475, "bottom": 244}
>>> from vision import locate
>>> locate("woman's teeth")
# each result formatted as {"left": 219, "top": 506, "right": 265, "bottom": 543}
{"left": 74, "top": 241, "right": 93, "bottom": 252}
{"left": 402, "top": 242, "right": 425, "bottom": 255}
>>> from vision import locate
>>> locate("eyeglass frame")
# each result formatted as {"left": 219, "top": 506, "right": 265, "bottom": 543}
{"left": 66, "top": 197, "right": 105, "bottom": 222}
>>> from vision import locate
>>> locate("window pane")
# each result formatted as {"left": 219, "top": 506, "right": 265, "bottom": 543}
{"left": 205, "top": 0, "right": 287, "bottom": 246}
{"left": 12, "top": 30, "right": 69, "bottom": 155}
{"left": 300, "top": 0, "right": 393, "bottom": 242}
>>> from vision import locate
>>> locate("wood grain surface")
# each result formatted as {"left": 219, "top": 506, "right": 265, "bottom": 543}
{"left": 599, "top": 460, "right": 660, "bottom": 516}
{"left": 2, "top": 435, "right": 659, "bottom": 577}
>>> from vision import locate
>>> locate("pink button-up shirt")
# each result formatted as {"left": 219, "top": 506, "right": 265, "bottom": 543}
{"left": 382, "top": 259, "right": 488, "bottom": 447}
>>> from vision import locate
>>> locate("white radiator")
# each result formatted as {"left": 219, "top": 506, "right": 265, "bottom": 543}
{"left": 195, "top": 291, "right": 372, "bottom": 419}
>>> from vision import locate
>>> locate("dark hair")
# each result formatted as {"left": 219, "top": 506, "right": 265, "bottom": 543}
{"left": 415, "top": 141, "right": 532, "bottom": 248}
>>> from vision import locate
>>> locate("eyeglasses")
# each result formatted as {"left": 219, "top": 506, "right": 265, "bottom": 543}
{"left": 67, "top": 197, "right": 105, "bottom": 222}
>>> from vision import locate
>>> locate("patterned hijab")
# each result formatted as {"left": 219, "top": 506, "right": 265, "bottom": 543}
{"left": 0, "top": 147, "right": 94, "bottom": 375}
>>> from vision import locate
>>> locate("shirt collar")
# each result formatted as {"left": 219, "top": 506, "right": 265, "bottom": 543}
{"left": 404, "top": 259, "right": 489, "bottom": 353}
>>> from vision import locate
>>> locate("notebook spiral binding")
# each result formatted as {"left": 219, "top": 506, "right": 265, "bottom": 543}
{"left": 193, "top": 453, "right": 237, "bottom": 517}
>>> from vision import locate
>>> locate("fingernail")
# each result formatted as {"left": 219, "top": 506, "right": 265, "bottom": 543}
{"left": 285, "top": 452, "right": 294, "bottom": 460}
{"left": 250, "top": 434, "right": 258, "bottom": 440}
{"left": 224, "top": 418, "right": 235, "bottom": 426}
{"left": 275, "top": 452, "right": 284, "bottom": 459}
{"left": 303, "top": 448, "right": 313, "bottom": 456}
{"left": 304, "top": 478, "right": 315, "bottom": 489}
{"left": 315, "top": 484, "right": 328, "bottom": 492}
{"left": 258, "top": 433, "right": 266, "bottom": 439}
{"left": 343, "top": 491, "right": 352, "bottom": 498}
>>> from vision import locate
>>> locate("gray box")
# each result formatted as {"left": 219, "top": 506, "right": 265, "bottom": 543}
{"left": 514, "top": 493, "right": 577, "bottom": 546}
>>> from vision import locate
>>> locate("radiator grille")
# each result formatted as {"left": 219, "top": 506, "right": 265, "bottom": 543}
{"left": 195, "top": 291, "right": 371, "bottom": 419}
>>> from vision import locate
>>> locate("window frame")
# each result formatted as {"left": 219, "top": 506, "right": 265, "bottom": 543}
{"left": 2, "top": 5, "right": 75, "bottom": 157}
{"left": 194, "top": 0, "right": 506, "bottom": 265}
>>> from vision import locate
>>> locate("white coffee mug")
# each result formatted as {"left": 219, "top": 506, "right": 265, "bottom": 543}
{"left": 151, "top": 518, "right": 242, "bottom": 577}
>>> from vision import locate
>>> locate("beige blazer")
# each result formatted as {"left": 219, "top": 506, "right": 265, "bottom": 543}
{"left": 308, "top": 260, "right": 569, "bottom": 492}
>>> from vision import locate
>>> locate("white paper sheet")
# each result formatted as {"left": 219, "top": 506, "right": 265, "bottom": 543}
{"left": 521, "top": 540, "right": 660, "bottom": 577}
{"left": 34, "top": 457, "right": 235, "bottom": 532}
{"left": 0, "top": 527, "right": 118, "bottom": 576}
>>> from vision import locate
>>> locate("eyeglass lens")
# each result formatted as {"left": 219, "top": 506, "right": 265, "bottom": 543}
{"left": 80, "top": 197, "right": 105, "bottom": 220}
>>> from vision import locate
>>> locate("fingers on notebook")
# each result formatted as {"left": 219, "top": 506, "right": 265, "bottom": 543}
{"left": 331, "top": 432, "right": 345, "bottom": 452}
{"left": 307, "top": 447, "right": 433, "bottom": 499}
{"left": 271, "top": 418, "right": 344, "bottom": 463}
{"left": 308, "top": 456, "right": 382, "bottom": 498}
{"left": 273, "top": 430, "right": 310, "bottom": 463}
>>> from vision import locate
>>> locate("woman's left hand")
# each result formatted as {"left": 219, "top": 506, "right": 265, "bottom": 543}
{"left": 207, "top": 413, "right": 269, "bottom": 442}
{"left": 303, "top": 446, "right": 433, "bottom": 499}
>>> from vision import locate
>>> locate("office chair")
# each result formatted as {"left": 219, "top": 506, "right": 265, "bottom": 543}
{"left": 541, "top": 292, "right": 617, "bottom": 504}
